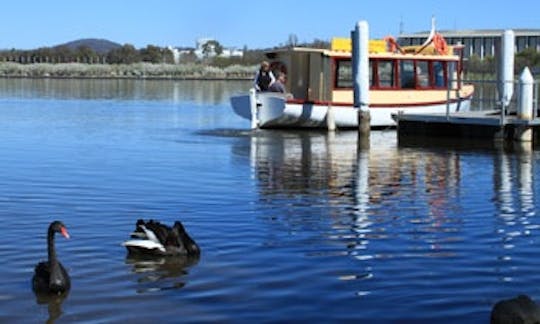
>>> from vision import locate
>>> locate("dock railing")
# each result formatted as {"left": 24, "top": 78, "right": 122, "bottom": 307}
{"left": 459, "top": 77, "right": 540, "bottom": 124}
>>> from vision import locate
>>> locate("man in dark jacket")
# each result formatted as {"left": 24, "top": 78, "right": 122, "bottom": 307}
{"left": 253, "top": 61, "right": 275, "bottom": 91}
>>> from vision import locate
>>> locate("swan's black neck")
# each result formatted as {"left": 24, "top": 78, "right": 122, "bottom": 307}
{"left": 47, "top": 226, "right": 58, "bottom": 266}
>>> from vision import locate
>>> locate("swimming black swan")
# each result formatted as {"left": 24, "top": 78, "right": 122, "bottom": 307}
{"left": 123, "top": 219, "right": 200, "bottom": 257}
{"left": 32, "top": 221, "right": 71, "bottom": 295}
{"left": 491, "top": 295, "right": 540, "bottom": 324}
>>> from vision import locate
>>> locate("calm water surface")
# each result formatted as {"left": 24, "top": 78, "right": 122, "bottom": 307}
{"left": 0, "top": 79, "right": 540, "bottom": 323}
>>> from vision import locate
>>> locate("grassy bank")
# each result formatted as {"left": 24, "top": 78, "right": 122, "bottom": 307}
{"left": 0, "top": 62, "right": 256, "bottom": 80}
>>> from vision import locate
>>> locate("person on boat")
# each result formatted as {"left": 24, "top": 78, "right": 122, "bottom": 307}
{"left": 269, "top": 72, "right": 287, "bottom": 93}
{"left": 253, "top": 61, "right": 275, "bottom": 92}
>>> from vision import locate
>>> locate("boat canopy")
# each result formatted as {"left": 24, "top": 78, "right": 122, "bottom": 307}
{"left": 264, "top": 35, "right": 464, "bottom": 103}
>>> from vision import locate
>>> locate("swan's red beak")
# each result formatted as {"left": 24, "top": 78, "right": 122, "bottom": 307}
{"left": 60, "top": 227, "right": 70, "bottom": 239}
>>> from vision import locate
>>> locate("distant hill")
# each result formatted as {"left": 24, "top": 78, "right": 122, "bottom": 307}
{"left": 54, "top": 38, "right": 122, "bottom": 54}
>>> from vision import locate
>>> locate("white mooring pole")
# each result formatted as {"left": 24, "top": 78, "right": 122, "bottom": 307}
{"left": 352, "top": 20, "right": 370, "bottom": 137}
{"left": 498, "top": 30, "right": 515, "bottom": 121}
{"left": 515, "top": 67, "right": 534, "bottom": 142}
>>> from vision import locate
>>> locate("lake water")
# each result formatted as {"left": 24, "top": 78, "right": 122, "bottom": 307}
{"left": 0, "top": 79, "right": 540, "bottom": 323}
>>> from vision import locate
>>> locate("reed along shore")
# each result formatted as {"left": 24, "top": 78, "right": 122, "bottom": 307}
{"left": 0, "top": 62, "right": 256, "bottom": 80}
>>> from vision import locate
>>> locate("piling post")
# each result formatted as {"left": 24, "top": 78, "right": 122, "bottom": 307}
{"left": 498, "top": 29, "right": 515, "bottom": 123}
{"left": 352, "top": 20, "right": 370, "bottom": 139}
{"left": 249, "top": 88, "right": 258, "bottom": 129}
{"left": 514, "top": 67, "right": 534, "bottom": 142}
{"left": 327, "top": 103, "right": 336, "bottom": 131}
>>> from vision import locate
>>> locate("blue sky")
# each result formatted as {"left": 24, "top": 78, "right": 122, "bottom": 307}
{"left": 1, "top": 0, "right": 539, "bottom": 50}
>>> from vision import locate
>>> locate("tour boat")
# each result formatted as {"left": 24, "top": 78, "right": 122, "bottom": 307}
{"left": 230, "top": 30, "right": 474, "bottom": 129}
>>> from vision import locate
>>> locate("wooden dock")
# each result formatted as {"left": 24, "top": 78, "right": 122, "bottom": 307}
{"left": 385, "top": 31, "right": 540, "bottom": 146}
{"left": 394, "top": 110, "right": 540, "bottom": 142}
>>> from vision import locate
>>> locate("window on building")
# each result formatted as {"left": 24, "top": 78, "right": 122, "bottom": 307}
{"left": 528, "top": 36, "right": 538, "bottom": 50}
{"left": 485, "top": 38, "right": 495, "bottom": 57}
{"left": 517, "top": 36, "right": 527, "bottom": 52}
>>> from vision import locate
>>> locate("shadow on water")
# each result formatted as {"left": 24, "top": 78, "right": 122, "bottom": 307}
{"left": 34, "top": 291, "right": 69, "bottom": 324}
{"left": 125, "top": 254, "right": 200, "bottom": 294}
{"left": 398, "top": 134, "right": 540, "bottom": 153}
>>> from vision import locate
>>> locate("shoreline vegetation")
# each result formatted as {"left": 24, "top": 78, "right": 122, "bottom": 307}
{"left": 0, "top": 62, "right": 256, "bottom": 80}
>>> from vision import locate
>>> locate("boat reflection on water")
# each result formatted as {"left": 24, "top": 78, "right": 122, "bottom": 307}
{"left": 234, "top": 129, "right": 465, "bottom": 279}
{"left": 247, "top": 130, "right": 360, "bottom": 198}
{"left": 243, "top": 130, "right": 462, "bottom": 220}
{"left": 236, "top": 130, "right": 537, "bottom": 268}
{"left": 125, "top": 255, "right": 200, "bottom": 294}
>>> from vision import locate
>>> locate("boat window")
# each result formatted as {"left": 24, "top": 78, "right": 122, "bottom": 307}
{"left": 369, "top": 61, "right": 373, "bottom": 86}
{"left": 433, "top": 61, "right": 447, "bottom": 88}
{"left": 417, "top": 61, "right": 430, "bottom": 88}
{"left": 376, "top": 60, "right": 394, "bottom": 87}
{"left": 335, "top": 59, "right": 352, "bottom": 88}
{"left": 400, "top": 60, "right": 415, "bottom": 88}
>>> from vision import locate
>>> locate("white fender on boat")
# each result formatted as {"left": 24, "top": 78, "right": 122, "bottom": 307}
{"left": 249, "top": 88, "right": 258, "bottom": 129}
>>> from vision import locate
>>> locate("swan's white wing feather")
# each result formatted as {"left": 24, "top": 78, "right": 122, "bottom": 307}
{"left": 140, "top": 225, "right": 160, "bottom": 244}
{"left": 122, "top": 239, "right": 166, "bottom": 252}
{"left": 130, "top": 231, "right": 147, "bottom": 239}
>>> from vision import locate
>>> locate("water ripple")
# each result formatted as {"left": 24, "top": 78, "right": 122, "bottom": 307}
{"left": 1, "top": 81, "right": 540, "bottom": 322}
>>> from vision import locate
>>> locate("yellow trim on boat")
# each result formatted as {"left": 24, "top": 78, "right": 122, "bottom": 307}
{"left": 331, "top": 37, "right": 387, "bottom": 53}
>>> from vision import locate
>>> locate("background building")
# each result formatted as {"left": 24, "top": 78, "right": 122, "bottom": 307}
{"left": 398, "top": 29, "right": 540, "bottom": 59}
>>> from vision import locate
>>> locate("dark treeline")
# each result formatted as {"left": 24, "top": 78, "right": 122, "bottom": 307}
{"left": 0, "top": 38, "right": 332, "bottom": 67}
{"left": 0, "top": 44, "right": 175, "bottom": 64}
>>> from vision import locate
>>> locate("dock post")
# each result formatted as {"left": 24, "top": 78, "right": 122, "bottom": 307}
{"left": 498, "top": 30, "right": 515, "bottom": 123}
{"left": 327, "top": 103, "right": 336, "bottom": 132}
{"left": 249, "top": 88, "right": 258, "bottom": 129}
{"left": 352, "top": 20, "right": 370, "bottom": 140}
{"left": 515, "top": 67, "right": 534, "bottom": 142}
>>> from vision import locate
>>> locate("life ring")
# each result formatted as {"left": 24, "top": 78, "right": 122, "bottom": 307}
{"left": 384, "top": 36, "right": 400, "bottom": 53}
{"left": 432, "top": 33, "right": 449, "bottom": 55}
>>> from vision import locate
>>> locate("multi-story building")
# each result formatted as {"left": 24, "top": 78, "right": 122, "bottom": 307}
{"left": 398, "top": 29, "right": 540, "bottom": 59}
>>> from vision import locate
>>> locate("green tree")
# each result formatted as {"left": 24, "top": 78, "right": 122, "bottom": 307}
{"left": 163, "top": 48, "right": 175, "bottom": 64}
{"left": 140, "top": 45, "right": 163, "bottom": 63}
{"left": 201, "top": 40, "right": 223, "bottom": 57}
{"left": 75, "top": 45, "right": 98, "bottom": 64}
{"left": 140, "top": 45, "right": 175, "bottom": 64}
{"left": 107, "top": 44, "right": 140, "bottom": 64}
{"left": 53, "top": 46, "right": 73, "bottom": 63}
{"left": 516, "top": 47, "right": 540, "bottom": 72}
{"left": 179, "top": 50, "right": 198, "bottom": 63}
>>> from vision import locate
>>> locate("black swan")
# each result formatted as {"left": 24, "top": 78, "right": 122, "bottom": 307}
{"left": 491, "top": 295, "right": 540, "bottom": 324}
{"left": 122, "top": 219, "right": 200, "bottom": 257}
{"left": 32, "top": 221, "right": 71, "bottom": 295}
